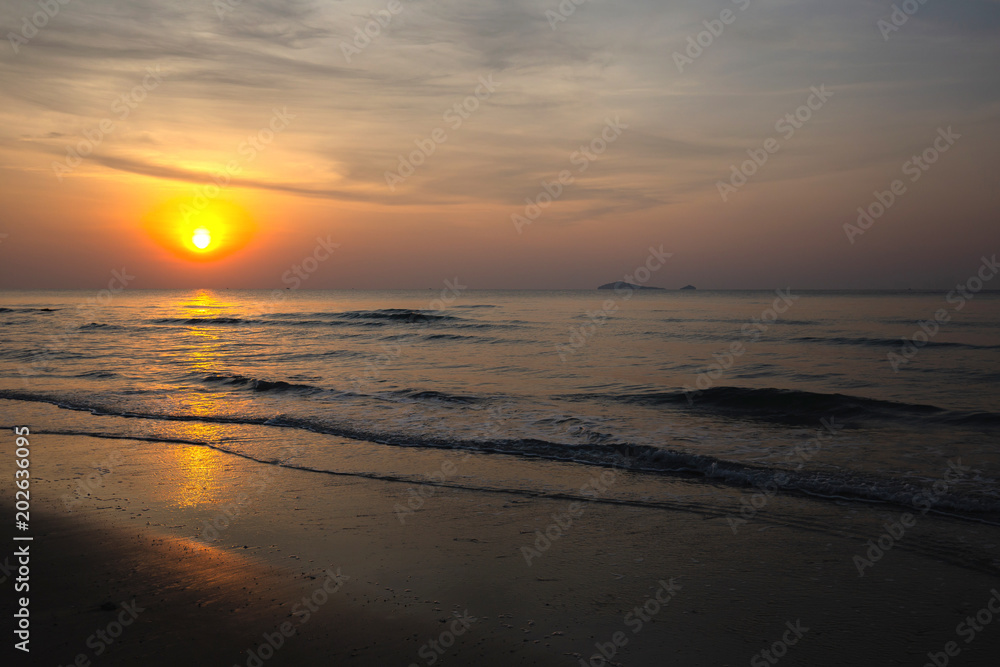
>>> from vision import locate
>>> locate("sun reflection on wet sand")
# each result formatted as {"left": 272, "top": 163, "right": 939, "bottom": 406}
{"left": 164, "top": 290, "right": 241, "bottom": 507}
{"left": 171, "top": 444, "right": 226, "bottom": 508}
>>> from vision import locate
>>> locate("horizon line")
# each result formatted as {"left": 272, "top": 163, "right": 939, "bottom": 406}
{"left": 3, "top": 287, "right": 998, "bottom": 293}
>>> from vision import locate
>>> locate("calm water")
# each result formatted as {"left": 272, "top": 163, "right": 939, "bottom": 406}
{"left": 1, "top": 289, "right": 998, "bottom": 520}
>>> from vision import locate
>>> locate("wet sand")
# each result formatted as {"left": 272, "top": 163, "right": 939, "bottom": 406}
{"left": 4, "top": 431, "right": 1000, "bottom": 666}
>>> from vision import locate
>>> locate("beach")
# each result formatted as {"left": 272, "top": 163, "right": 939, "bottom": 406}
{"left": 6, "top": 422, "right": 1000, "bottom": 666}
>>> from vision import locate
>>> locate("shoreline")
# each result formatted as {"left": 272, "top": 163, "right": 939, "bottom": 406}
{"left": 4, "top": 431, "right": 1000, "bottom": 666}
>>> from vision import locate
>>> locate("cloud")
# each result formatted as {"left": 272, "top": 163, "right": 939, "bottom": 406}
{"left": 1, "top": 0, "right": 998, "bottom": 223}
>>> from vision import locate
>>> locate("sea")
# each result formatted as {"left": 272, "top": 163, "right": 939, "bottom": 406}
{"left": 1, "top": 289, "right": 999, "bottom": 529}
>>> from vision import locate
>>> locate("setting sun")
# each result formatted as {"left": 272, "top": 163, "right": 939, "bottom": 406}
{"left": 192, "top": 228, "right": 212, "bottom": 250}
{"left": 143, "top": 197, "right": 256, "bottom": 262}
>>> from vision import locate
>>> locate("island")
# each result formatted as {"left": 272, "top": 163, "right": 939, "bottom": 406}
{"left": 597, "top": 281, "right": 665, "bottom": 290}
{"left": 680, "top": 284, "right": 696, "bottom": 290}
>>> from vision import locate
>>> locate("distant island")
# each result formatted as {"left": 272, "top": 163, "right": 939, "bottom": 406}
{"left": 597, "top": 281, "right": 665, "bottom": 290}
{"left": 680, "top": 284, "right": 696, "bottom": 290}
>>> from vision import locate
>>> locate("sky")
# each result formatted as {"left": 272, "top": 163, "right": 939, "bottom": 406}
{"left": 0, "top": 0, "right": 998, "bottom": 289}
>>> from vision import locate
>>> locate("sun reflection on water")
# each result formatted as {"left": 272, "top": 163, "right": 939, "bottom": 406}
{"left": 164, "top": 290, "right": 241, "bottom": 507}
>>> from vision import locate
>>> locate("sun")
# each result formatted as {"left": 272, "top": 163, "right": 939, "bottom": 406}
{"left": 143, "top": 198, "right": 256, "bottom": 261}
{"left": 192, "top": 228, "right": 212, "bottom": 250}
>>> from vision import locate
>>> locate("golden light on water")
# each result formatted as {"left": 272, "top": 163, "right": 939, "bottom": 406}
{"left": 152, "top": 290, "right": 232, "bottom": 507}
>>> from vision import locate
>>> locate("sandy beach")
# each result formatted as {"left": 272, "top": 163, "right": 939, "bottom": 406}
{"left": 5, "top": 424, "right": 1000, "bottom": 666}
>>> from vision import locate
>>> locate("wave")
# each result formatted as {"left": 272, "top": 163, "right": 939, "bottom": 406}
{"left": 195, "top": 374, "right": 486, "bottom": 405}
{"left": 0, "top": 347, "right": 86, "bottom": 361}
{"left": 387, "top": 388, "right": 484, "bottom": 404}
{"left": 192, "top": 373, "right": 1000, "bottom": 429}
{"left": 149, "top": 316, "right": 407, "bottom": 327}
{"left": 196, "top": 373, "right": 483, "bottom": 404}
{"left": 75, "top": 370, "right": 120, "bottom": 378}
{"left": 2, "top": 388, "right": 998, "bottom": 522}
{"left": 151, "top": 316, "right": 354, "bottom": 326}
{"left": 563, "top": 386, "right": 1000, "bottom": 427}
{"left": 792, "top": 335, "right": 1000, "bottom": 350}
{"left": 201, "top": 373, "right": 322, "bottom": 394}
{"left": 0, "top": 307, "right": 61, "bottom": 313}
{"left": 658, "top": 317, "right": 820, "bottom": 326}
{"left": 149, "top": 311, "right": 497, "bottom": 329}
{"left": 278, "top": 349, "right": 366, "bottom": 361}
{"left": 880, "top": 318, "right": 999, "bottom": 328}
{"left": 258, "top": 309, "right": 488, "bottom": 319}
{"left": 422, "top": 333, "right": 481, "bottom": 342}
{"left": 77, "top": 322, "right": 125, "bottom": 331}
{"left": 416, "top": 333, "right": 519, "bottom": 344}
{"left": 334, "top": 309, "right": 504, "bottom": 329}
{"left": 152, "top": 317, "right": 257, "bottom": 325}
{"left": 151, "top": 316, "right": 354, "bottom": 328}
{"left": 332, "top": 309, "right": 461, "bottom": 322}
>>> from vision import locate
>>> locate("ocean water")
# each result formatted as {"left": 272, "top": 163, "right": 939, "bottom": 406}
{"left": 1, "top": 288, "right": 999, "bottom": 524}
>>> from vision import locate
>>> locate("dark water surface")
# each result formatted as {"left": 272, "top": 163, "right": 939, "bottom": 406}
{"left": 1, "top": 288, "right": 998, "bottom": 522}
